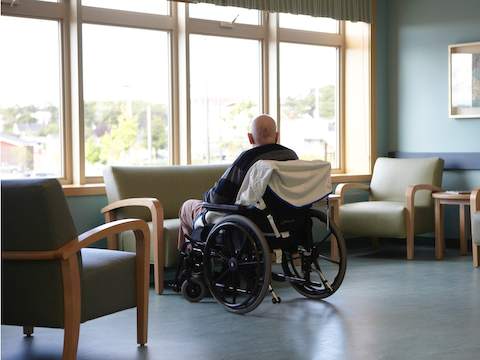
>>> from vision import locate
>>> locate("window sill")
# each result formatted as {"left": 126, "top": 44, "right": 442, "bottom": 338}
{"left": 62, "top": 173, "right": 372, "bottom": 197}
{"left": 63, "top": 184, "right": 106, "bottom": 197}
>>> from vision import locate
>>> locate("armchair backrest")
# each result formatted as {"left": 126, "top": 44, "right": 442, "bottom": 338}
{"left": 370, "top": 157, "right": 444, "bottom": 206}
{"left": 1, "top": 178, "right": 78, "bottom": 328}
{"left": 104, "top": 165, "right": 229, "bottom": 219}
{"left": 1, "top": 178, "right": 77, "bottom": 251}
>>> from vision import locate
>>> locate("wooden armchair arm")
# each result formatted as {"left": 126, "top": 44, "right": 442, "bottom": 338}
{"left": 101, "top": 198, "right": 163, "bottom": 250}
{"left": 405, "top": 184, "right": 442, "bottom": 213}
{"left": 2, "top": 219, "right": 150, "bottom": 261}
{"left": 101, "top": 198, "right": 161, "bottom": 215}
{"left": 471, "top": 189, "right": 480, "bottom": 213}
{"left": 334, "top": 183, "right": 370, "bottom": 205}
{"left": 101, "top": 197, "right": 164, "bottom": 294}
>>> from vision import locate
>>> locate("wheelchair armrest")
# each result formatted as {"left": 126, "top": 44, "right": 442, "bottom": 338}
{"left": 202, "top": 202, "right": 252, "bottom": 214}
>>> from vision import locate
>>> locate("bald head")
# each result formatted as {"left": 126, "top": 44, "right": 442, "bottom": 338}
{"left": 248, "top": 114, "right": 278, "bottom": 146}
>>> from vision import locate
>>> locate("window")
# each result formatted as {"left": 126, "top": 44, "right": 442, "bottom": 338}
{"left": 1, "top": 1, "right": 373, "bottom": 186}
{"left": 0, "top": 17, "right": 63, "bottom": 179}
{"left": 280, "top": 43, "right": 339, "bottom": 167}
{"left": 82, "top": 24, "right": 171, "bottom": 176}
{"left": 189, "top": 35, "right": 261, "bottom": 164}
{"left": 189, "top": 3, "right": 259, "bottom": 25}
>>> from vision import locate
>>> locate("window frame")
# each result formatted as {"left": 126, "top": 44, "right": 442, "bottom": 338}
{"left": 1, "top": 0, "right": 374, "bottom": 186}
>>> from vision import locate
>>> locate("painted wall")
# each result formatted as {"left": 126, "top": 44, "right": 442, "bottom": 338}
{"left": 387, "top": 0, "right": 480, "bottom": 151}
{"left": 385, "top": 0, "right": 480, "bottom": 237}
{"left": 375, "top": 0, "right": 389, "bottom": 157}
{"left": 66, "top": 195, "right": 108, "bottom": 247}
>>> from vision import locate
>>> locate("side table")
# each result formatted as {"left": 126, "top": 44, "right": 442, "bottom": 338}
{"left": 432, "top": 191, "right": 471, "bottom": 260}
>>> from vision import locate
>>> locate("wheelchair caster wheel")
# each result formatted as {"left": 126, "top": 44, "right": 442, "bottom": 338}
{"left": 169, "top": 281, "right": 181, "bottom": 292}
{"left": 181, "top": 278, "right": 206, "bottom": 303}
{"left": 272, "top": 297, "right": 281, "bottom": 304}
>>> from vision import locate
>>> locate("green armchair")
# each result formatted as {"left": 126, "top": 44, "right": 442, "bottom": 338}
{"left": 335, "top": 157, "right": 444, "bottom": 259}
{"left": 471, "top": 189, "right": 480, "bottom": 267}
{"left": 1, "top": 179, "right": 150, "bottom": 359}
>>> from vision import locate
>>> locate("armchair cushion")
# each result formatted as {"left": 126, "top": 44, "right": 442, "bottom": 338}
{"left": 161, "top": 219, "right": 181, "bottom": 267}
{"left": 472, "top": 213, "right": 480, "bottom": 246}
{"left": 339, "top": 201, "right": 407, "bottom": 238}
{"left": 119, "top": 218, "right": 180, "bottom": 267}
{"left": 81, "top": 248, "right": 136, "bottom": 322}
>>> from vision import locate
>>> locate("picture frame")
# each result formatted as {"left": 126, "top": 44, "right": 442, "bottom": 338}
{"left": 448, "top": 41, "right": 480, "bottom": 118}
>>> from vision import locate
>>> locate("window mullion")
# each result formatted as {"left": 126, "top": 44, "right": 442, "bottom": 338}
{"left": 268, "top": 12, "right": 280, "bottom": 134}
{"left": 177, "top": 2, "right": 191, "bottom": 164}
{"left": 170, "top": 3, "right": 180, "bottom": 165}
{"left": 61, "top": 13, "right": 73, "bottom": 184}
{"left": 1, "top": 0, "right": 64, "bottom": 20}
{"left": 278, "top": 29, "right": 343, "bottom": 47}
{"left": 81, "top": 6, "right": 175, "bottom": 31}
{"left": 69, "top": 0, "right": 86, "bottom": 184}
{"left": 188, "top": 18, "right": 264, "bottom": 40}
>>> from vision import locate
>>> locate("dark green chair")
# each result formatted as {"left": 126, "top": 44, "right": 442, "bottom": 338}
{"left": 1, "top": 178, "right": 150, "bottom": 360}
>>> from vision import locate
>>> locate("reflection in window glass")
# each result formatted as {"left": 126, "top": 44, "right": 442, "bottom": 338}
{"left": 280, "top": 43, "right": 339, "bottom": 167}
{"left": 82, "top": 0, "right": 169, "bottom": 15}
{"left": 189, "top": 3, "right": 259, "bottom": 25}
{"left": 0, "top": 17, "right": 62, "bottom": 179}
{"left": 190, "top": 35, "right": 261, "bottom": 164}
{"left": 82, "top": 24, "right": 170, "bottom": 176}
{"left": 279, "top": 13, "right": 338, "bottom": 33}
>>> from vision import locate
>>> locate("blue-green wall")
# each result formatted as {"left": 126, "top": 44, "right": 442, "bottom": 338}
{"left": 387, "top": 0, "right": 480, "bottom": 151}
{"left": 375, "top": 0, "right": 390, "bottom": 157}
{"left": 66, "top": 195, "right": 108, "bottom": 246}
{"left": 383, "top": 0, "right": 480, "bottom": 237}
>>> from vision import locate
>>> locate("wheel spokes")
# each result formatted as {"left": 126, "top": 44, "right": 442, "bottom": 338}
{"left": 316, "top": 253, "right": 340, "bottom": 265}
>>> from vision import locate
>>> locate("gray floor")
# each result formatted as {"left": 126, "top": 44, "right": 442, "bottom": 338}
{"left": 2, "top": 245, "right": 480, "bottom": 360}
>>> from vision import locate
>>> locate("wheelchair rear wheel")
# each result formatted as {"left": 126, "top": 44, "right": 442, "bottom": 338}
{"left": 282, "top": 209, "right": 346, "bottom": 299}
{"left": 203, "top": 215, "right": 271, "bottom": 314}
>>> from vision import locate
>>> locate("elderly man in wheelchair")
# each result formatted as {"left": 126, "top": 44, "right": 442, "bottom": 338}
{"left": 171, "top": 115, "right": 347, "bottom": 314}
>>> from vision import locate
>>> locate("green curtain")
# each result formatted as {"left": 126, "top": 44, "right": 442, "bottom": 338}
{"left": 177, "top": 0, "right": 372, "bottom": 23}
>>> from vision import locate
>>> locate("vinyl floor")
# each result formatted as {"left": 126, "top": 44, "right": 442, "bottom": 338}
{"left": 2, "top": 245, "right": 479, "bottom": 360}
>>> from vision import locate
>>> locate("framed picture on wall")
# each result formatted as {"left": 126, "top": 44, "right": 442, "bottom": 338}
{"left": 448, "top": 41, "right": 480, "bottom": 118}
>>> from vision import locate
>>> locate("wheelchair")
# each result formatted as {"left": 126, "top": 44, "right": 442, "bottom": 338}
{"left": 171, "top": 162, "right": 347, "bottom": 314}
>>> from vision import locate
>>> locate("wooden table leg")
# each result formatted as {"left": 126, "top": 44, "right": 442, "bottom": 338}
{"left": 435, "top": 200, "right": 445, "bottom": 260}
{"left": 473, "top": 238, "right": 480, "bottom": 267}
{"left": 459, "top": 205, "right": 467, "bottom": 256}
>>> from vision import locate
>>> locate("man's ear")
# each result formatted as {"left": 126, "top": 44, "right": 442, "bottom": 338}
{"left": 275, "top": 132, "right": 279, "bottom": 143}
{"left": 248, "top": 133, "right": 255, "bottom": 145}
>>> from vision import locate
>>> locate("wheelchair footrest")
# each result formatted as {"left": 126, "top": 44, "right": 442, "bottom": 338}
{"left": 271, "top": 272, "right": 286, "bottom": 282}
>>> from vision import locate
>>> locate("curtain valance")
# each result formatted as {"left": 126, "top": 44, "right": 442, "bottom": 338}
{"left": 173, "top": 1, "right": 372, "bottom": 23}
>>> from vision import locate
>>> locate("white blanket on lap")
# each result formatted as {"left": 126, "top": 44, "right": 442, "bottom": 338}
{"left": 235, "top": 160, "right": 332, "bottom": 208}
